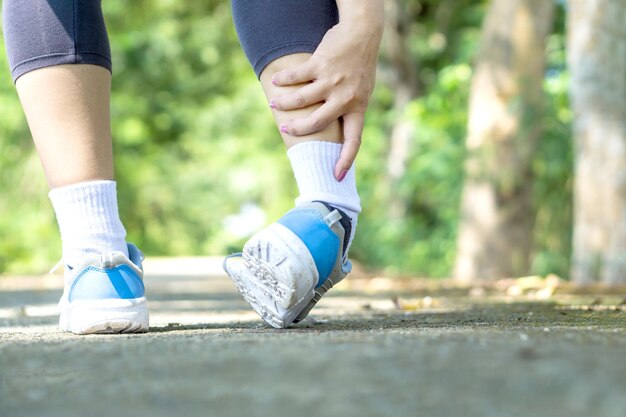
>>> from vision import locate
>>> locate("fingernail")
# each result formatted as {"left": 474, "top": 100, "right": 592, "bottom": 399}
{"left": 272, "top": 77, "right": 278, "bottom": 86}
{"left": 337, "top": 169, "right": 348, "bottom": 182}
{"left": 269, "top": 100, "right": 276, "bottom": 109}
{"left": 280, "top": 124, "right": 289, "bottom": 134}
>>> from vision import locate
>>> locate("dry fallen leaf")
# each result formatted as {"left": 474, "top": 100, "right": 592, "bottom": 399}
{"left": 395, "top": 296, "right": 439, "bottom": 311}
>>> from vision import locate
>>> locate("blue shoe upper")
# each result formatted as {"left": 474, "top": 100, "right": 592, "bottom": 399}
{"left": 277, "top": 208, "right": 341, "bottom": 288}
{"left": 68, "top": 244, "right": 145, "bottom": 302}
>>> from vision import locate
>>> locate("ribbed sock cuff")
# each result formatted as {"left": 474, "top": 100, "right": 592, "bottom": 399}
{"left": 287, "top": 141, "right": 361, "bottom": 215}
{"left": 49, "top": 180, "right": 128, "bottom": 261}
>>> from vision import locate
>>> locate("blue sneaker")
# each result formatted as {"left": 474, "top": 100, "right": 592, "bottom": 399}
{"left": 57, "top": 243, "right": 149, "bottom": 334}
{"left": 223, "top": 202, "right": 352, "bottom": 328}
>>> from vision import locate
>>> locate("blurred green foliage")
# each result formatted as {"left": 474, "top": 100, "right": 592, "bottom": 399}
{"left": 0, "top": 0, "right": 572, "bottom": 277}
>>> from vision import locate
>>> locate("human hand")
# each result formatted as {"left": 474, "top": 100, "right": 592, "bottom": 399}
{"left": 270, "top": 19, "right": 383, "bottom": 179}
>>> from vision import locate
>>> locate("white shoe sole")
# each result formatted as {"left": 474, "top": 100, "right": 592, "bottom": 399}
{"left": 59, "top": 297, "right": 149, "bottom": 335}
{"left": 227, "top": 223, "right": 318, "bottom": 329}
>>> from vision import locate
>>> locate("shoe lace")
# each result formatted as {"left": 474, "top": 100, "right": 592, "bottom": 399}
{"left": 49, "top": 258, "right": 65, "bottom": 274}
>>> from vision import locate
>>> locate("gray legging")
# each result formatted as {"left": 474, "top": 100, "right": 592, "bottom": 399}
{"left": 2, "top": 0, "right": 338, "bottom": 82}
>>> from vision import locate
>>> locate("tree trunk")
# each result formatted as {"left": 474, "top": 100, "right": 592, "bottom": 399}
{"left": 453, "top": 0, "right": 554, "bottom": 282}
{"left": 568, "top": 0, "right": 626, "bottom": 284}
{"left": 382, "top": 0, "right": 420, "bottom": 220}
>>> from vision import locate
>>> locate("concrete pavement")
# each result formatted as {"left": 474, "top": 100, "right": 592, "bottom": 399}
{"left": 1, "top": 257, "right": 625, "bottom": 417}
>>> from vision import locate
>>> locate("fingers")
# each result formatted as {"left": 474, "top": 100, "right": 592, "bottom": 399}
{"left": 272, "top": 60, "right": 316, "bottom": 86}
{"left": 280, "top": 100, "right": 343, "bottom": 137}
{"left": 335, "top": 113, "right": 364, "bottom": 180}
{"left": 270, "top": 82, "right": 326, "bottom": 111}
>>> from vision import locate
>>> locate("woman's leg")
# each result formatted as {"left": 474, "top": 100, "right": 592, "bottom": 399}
{"left": 4, "top": 0, "right": 114, "bottom": 187}
{"left": 259, "top": 52, "right": 360, "bottom": 245}
{"left": 233, "top": 0, "right": 343, "bottom": 144}
{"left": 260, "top": 53, "right": 343, "bottom": 148}
{"left": 3, "top": 0, "right": 125, "bottom": 262}
{"left": 4, "top": 0, "right": 126, "bottom": 259}
{"left": 232, "top": 0, "right": 360, "bottom": 215}
{"left": 225, "top": 0, "right": 361, "bottom": 328}
{"left": 16, "top": 64, "right": 114, "bottom": 187}
{"left": 2, "top": 0, "right": 147, "bottom": 334}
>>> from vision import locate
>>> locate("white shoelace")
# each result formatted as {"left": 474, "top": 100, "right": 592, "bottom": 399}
{"left": 49, "top": 258, "right": 65, "bottom": 274}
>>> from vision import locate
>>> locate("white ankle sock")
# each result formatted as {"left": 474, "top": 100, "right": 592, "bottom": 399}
{"left": 49, "top": 180, "right": 128, "bottom": 266}
{"left": 287, "top": 141, "right": 361, "bottom": 253}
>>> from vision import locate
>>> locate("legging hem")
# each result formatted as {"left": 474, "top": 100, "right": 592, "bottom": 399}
{"left": 253, "top": 42, "right": 319, "bottom": 79}
{"left": 11, "top": 52, "right": 112, "bottom": 83}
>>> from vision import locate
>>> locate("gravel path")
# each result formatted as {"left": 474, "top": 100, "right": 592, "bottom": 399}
{"left": 1, "top": 258, "right": 625, "bottom": 417}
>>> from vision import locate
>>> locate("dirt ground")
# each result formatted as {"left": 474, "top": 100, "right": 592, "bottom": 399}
{"left": 1, "top": 257, "right": 625, "bottom": 417}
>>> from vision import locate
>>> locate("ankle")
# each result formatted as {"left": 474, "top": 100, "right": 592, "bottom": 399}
{"left": 287, "top": 141, "right": 361, "bottom": 215}
{"left": 49, "top": 180, "right": 129, "bottom": 265}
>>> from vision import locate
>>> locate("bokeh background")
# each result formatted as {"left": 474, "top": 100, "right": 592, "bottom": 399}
{"left": 0, "top": 0, "right": 623, "bottom": 283}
